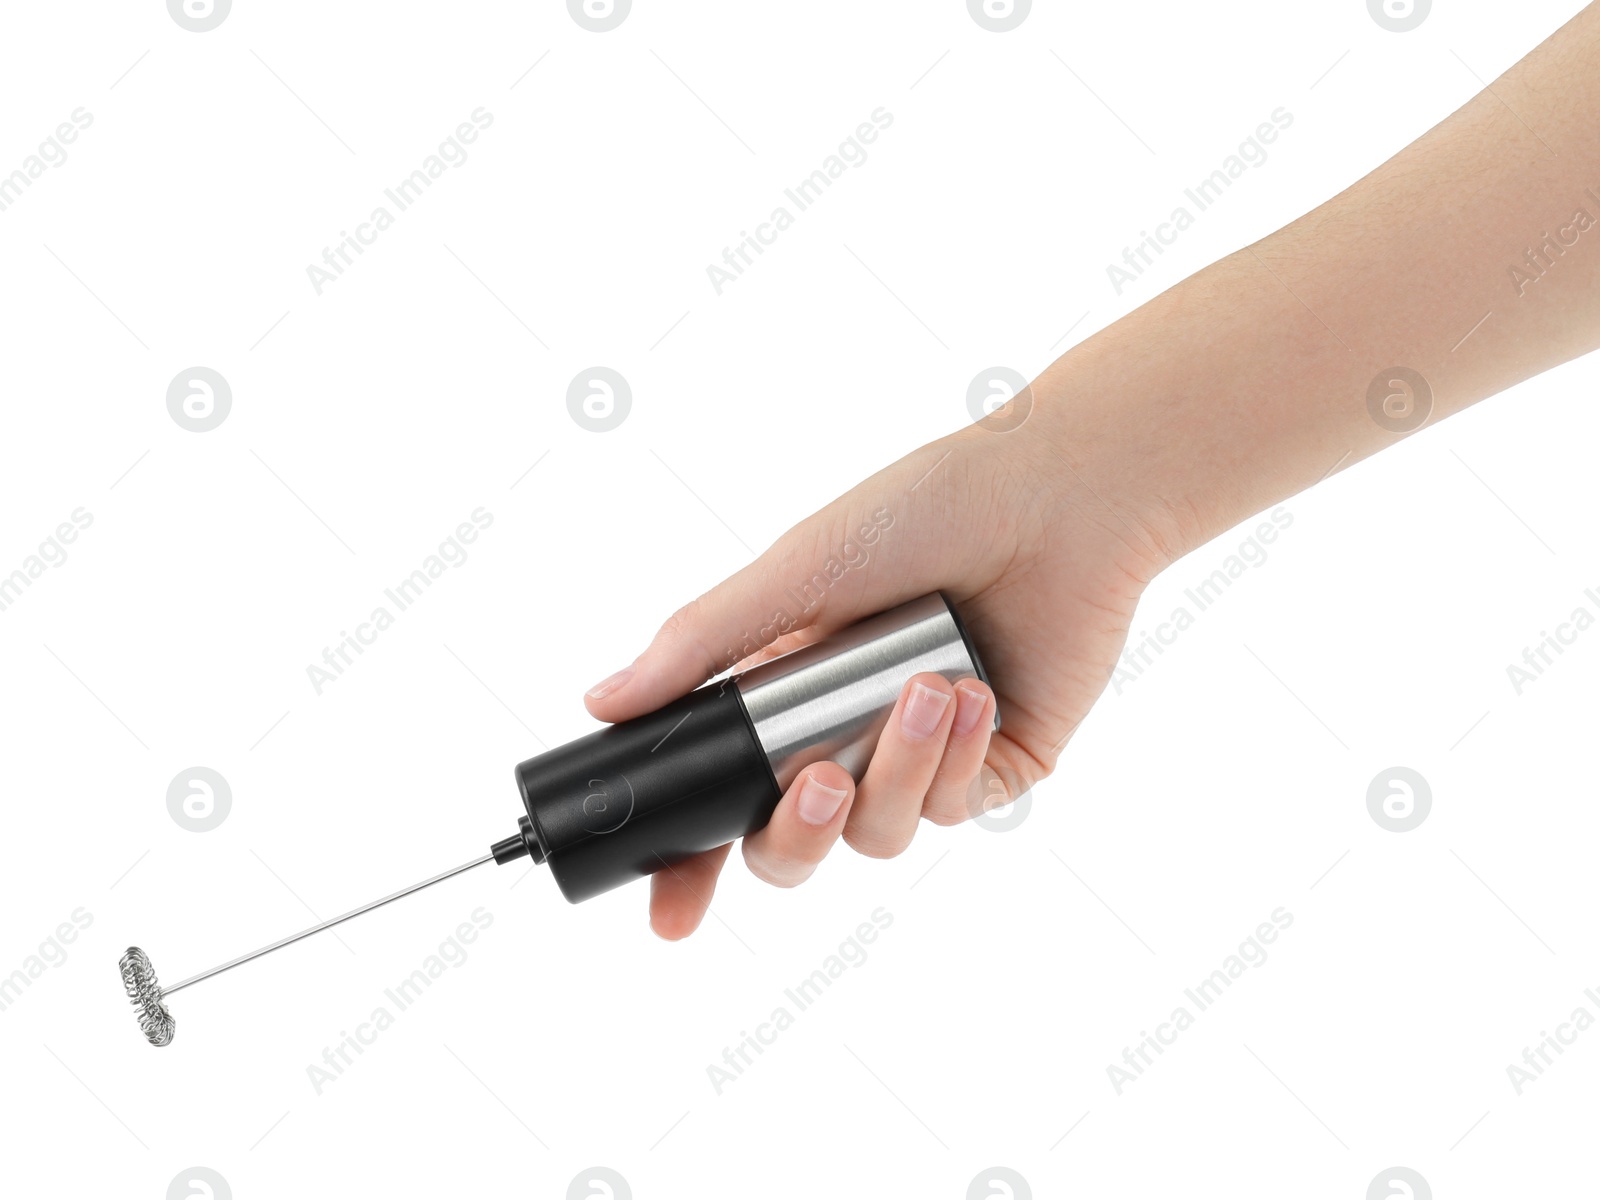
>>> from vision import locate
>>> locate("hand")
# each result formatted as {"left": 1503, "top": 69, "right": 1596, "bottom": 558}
{"left": 587, "top": 2, "right": 1600, "bottom": 939}
{"left": 582, "top": 394, "right": 1171, "bottom": 938}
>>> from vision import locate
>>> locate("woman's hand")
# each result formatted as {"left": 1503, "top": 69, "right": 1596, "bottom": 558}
{"left": 582, "top": 3, "right": 1600, "bottom": 939}
{"left": 582, "top": 390, "right": 1172, "bottom": 938}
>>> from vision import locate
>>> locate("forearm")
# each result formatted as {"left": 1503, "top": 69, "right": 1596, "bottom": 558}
{"left": 1035, "top": 2, "right": 1600, "bottom": 565}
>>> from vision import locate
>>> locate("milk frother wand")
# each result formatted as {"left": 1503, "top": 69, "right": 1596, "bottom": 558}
{"left": 121, "top": 592, "right": 994, "bottom": 1046}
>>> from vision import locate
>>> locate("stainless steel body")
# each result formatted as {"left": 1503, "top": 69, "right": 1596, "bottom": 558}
{"left": 735, "top": 592, "right": 994, "bottom": 790}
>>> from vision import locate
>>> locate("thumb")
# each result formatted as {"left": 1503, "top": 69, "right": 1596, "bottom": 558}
{"left": 582, "top": 511, "right": 896, "bottom": 723}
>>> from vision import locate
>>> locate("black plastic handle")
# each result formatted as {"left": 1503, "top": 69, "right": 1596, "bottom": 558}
{"left": 507, "top": 682, "right": 779, "bottom": 903}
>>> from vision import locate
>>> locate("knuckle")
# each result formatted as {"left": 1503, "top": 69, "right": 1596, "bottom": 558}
{"left": 657, "top": 599, "right": 702, "bottom": 645}
{"left": 657, "top": 598, "right": 727, "bottom": 675}
{"left": 921, "top": 802, "right": 968, "bottom": 828}
{"left": 741, "top": 844, "right": 811, "bottom": 889}
{"left": 842, "top": 825, "right": 914, "bottom": 860}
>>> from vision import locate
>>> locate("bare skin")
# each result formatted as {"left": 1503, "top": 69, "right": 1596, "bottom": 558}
{"left": 584, "top": 4, "right": 1600, "bottom": 938}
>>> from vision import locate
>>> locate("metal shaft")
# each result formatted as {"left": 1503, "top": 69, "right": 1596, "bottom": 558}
{"left": 161, "top": 853, "right": 495, "bottom": 997}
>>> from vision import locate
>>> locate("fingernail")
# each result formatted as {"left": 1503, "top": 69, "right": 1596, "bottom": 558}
{"left": 901, "top": 682, "right": 951, "bottom": 740}
{"left": 952, "top": 685, "right": 987, "bottom": 737}
{"left": 797, "top": 776, "right": 849, "bottom": 826}
{"left": 586, "top": 665, "right": 635, "bottom": 700}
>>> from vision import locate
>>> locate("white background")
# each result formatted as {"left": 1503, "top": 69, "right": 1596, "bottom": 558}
{"left": 1, "top": 1, "right": 1597, "bottom": 1197}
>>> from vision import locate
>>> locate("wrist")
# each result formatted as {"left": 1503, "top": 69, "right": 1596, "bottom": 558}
{"left": 1031, "top": 250, "right": 1378, "bottom": 571}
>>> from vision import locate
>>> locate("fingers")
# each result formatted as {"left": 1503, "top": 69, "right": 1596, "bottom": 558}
{"left": 649, "top": 842, "right": 733, "bottom": 940}
{"left": 649, "top": 765, "right": 854, "bottom": 940}
{"left": 740, "top": 761, "right": 856, "bottom": 888}
{"left": 583, "top": 540, "right": 832, "bottom": 724}
{"left": 843, "top": 673, "right": 963, "bottom": 858}
{"left": 582, "top": 500, "right": 922, "bottom": 724}
{"left": 650, "top": 676, "right": 997, "bottom": 938}
{"left": 921, "top": 679, "right": 998, "bottom": 825}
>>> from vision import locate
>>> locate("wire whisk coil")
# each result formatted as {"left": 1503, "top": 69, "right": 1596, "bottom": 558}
{"left": 116, "top": 851, "right": 496, "bottom": 1046}
{"left": 119, "top": 947, "right": 175, "bottom": 1047}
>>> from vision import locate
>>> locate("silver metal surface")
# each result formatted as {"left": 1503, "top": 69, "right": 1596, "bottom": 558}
{"left": 736, "top": 593, "right": 989, "bottom": 790}
{"left": 119, "top": 947, "right": 174, "bottom": 1047}
{"left": 120, "top": 851, "right": 494, "bottom": 1047}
